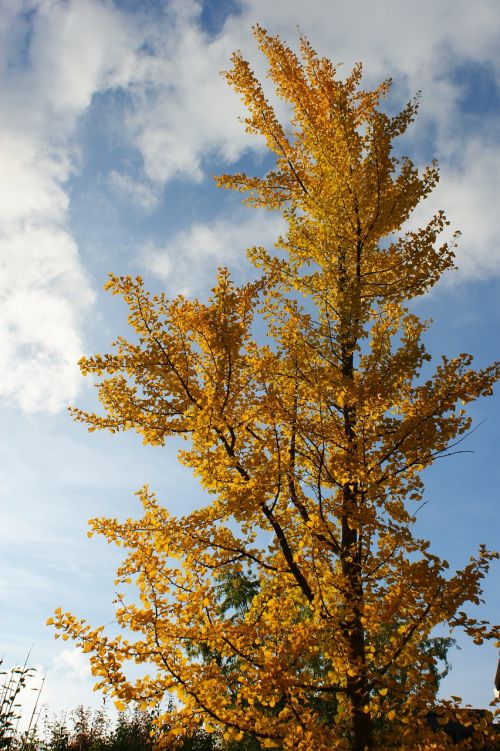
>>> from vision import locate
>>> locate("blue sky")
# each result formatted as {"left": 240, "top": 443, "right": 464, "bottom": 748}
{"left": 1, "top": 0, "right": 499, "bottom": 725}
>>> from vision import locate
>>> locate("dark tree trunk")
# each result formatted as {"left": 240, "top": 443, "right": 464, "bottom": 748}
{"left": 342, "top": 499, "right": 373, "bottom": 751}
{"left": 341, "top": 340, "right": 373, "bottom": 751}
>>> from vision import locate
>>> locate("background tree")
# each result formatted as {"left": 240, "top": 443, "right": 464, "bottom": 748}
{"left": 9, "top": 704, "right": 217, "bottom": 751}
{"left": 189, "top": 567, "right": 457, "bottom": 748}
{"left": 50, "top": 26, "right": 500, "bottom": 751}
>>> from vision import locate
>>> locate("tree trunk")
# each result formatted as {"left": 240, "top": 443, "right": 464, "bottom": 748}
{"left": 342, "top": 496, "right": 373, "bottom": 751}
{"left": 341, "top": 340, "right": 373, "bottom": 751}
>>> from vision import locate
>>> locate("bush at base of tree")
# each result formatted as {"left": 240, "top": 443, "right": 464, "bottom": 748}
{"left": 10, "top": 704, "right": 220, "bottom": 751}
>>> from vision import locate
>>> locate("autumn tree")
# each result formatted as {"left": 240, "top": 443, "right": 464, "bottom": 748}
{"left": 50, "top": 26, "right": 500, "bottom": 751}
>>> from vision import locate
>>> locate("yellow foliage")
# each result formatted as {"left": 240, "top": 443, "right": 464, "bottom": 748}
{"left": 51, "top": 25, "right": 500, "bottom": 751}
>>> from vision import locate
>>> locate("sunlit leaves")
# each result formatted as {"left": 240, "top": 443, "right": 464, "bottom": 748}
{"left": 52, "top": 25, "right": 500, "bottom": 751}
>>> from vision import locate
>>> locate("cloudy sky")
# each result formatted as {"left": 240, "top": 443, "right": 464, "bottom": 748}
{"left": 1, "top": 0, "right": 499, "bottom": 726}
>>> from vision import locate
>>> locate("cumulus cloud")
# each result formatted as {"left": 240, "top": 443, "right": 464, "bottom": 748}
{"left": 235, "top": 0, "right": 500, "bottom": 81}
{"left": 0, "top": 0, "right": 140, "bottom": 413}
{"left": 140, "top": 210, "right": 286, "bottom": 296}
{"left": 413, "top": 139, "right": 500, "bottom": 280}
{"left": 0, "top": 228, "right": 94, "bottom": 413}
{"left": 53, "top": 648, "right": 92, "bottom": 680}
{"left": 120, "top": 1, "right": 255, "bottom": 185}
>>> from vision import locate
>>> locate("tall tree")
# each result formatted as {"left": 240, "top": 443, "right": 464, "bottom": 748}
{"left": 50, "top": 26, "right": 500, "bottom": 751}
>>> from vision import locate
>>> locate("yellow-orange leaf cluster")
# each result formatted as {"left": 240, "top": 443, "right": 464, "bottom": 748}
{"left": 52, "top": 26, "right": 499, "bottom": 751}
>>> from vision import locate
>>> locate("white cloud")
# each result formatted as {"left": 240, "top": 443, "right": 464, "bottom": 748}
{"left": 0, "top": 0, "right": 140, "bottom": 413}
{"left": 417, "top": 139, "right": 500, "bottom": 280}
{"left": 53, "top": 648, "right": 91, "bottom": 681}
{"left": 0, "top": 134, "right": 69, "bottom": 230}
{"left": 28, "top": 0, "right": 137, "bottom": 119}
{"left": 108, "top": 170, "right": 161, "bottom": 213}
{"left": 0, "top": 222, "right": 94, "bottom": 412}
{"left": 140, "top": 210, "right": 286, "bottom": 296}
{"left": 236, "top": 0, "right": 500, "bottom": 78}
{"left": 121, "top": 2, "right": 254, "bottom": 185}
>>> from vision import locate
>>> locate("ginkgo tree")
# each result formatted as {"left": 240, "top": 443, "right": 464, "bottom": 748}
{"left": 50, "top": 26, "right": 500, "bottom": 751}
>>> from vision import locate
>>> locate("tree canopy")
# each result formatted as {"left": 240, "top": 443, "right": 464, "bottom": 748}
{"left": 50, "top": 25, "right": 500, "bottom": 751}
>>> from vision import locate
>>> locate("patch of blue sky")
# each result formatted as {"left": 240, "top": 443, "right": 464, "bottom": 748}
{"left": 200, "top": 0, "right": 243, "bottom": 36}
{"left": 112, "top": 0, "right": 164, "bottom": 14}
{"left": 3, "top": 6, "right": 37, "bottom": 72}
{"left": 112, "top": 0, "right": 243, "bottom": 37}
{"left": 449, "top": 59, "right": 500, "bottom": 118}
